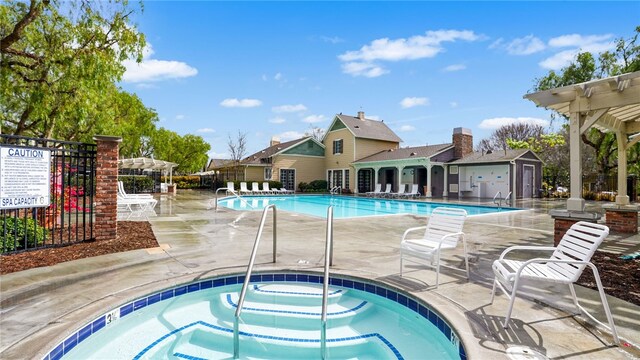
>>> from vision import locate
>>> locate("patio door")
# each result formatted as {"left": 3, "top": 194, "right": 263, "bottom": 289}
{"left": 280, "top": 169, "right": 295, "bottom": 191}
{"left": 523, "top": 165, "right": 534, "bottom": 198}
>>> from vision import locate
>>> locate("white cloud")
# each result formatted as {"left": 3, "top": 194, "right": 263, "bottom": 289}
{"left": 400, "top": 97, "right": 430, "bottom": 109}
{"left": 450, "top": 101, "right": 458, "bottom": 108}
{"left": 548, "top": 33, "right": 614, "bottom": 48}
{"left": 197, "top": 128, "right": 215, "bottom": 133}
{"left": 208, "top": 150, "right": 229, "bottom": 159}
{"left": 478, "top": 117, "right": 550, "bottom": 129}
{"left": 122, "top": 44, "right": 198, "bottom": 83}
{"left": 341, "top": 62, "right": 389, "bottom": 78}
{"left": 488, "top": 38, "right": 504, "bottom": 49}
{"left": 272, "top": 104, "right": 307, "bottom": 113}
{"left": 175, "top": 114, "right": 185, "bottom": 120}
{"left": 505, "top": 35, "right": 545, "bottom": 55}
{"left": 321, "top": 36, "right": 345, "bottom": 44}
{"left": 279, "top": 131, "right": 305, "bottom": 141}
{"left": 274, "top": 72, "right": 283, "bottom": 81}
{"left": 302, "top": 114, "right": 326, "bottom": 123}
{"left": 443, "top": 64, "right": 466, "bottom": 72}
{"left": 220, "top": 98, "right": 262, "bottom": 108}
{"left": 540, "top": 33, "right": 615, "bottom": 70}
{"left": 261, "top": 74, "right": 268, "bottom": 81}
{"left": 399, "top": 125, "right": 416, "bottom": 132}
{"left": 269, "top": 117, "right": 286, "bottom": 124}
{"left": 339, "top": 29, "right": 482, "bottom": 77}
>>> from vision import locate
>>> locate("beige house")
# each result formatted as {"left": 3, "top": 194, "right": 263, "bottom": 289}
{"left": 323, "top": 111, "right": 402, "bottom": 191}
{"left": 210, "top": 112, "right": 541, "bottom": 199}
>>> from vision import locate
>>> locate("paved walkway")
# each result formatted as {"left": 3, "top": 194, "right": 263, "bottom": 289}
{"left": 1, "top": 190, "right": 639, "bottom": 359}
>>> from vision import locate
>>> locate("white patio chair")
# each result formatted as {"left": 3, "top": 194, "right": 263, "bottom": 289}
{"left": 226, "top": 182, "right": 236, "bottom": 195}
{"left": 365, "top": 184, "right": 382, "bottom": 197}
{"left": 390, "top": 184, "right": 407, "bottom": 198}
{"left": 239, "top": 182, "right": 252, "bottom": 195}
{"left": 280, "top": 187, "right": 294, "bottom": 194}
{"left": 117, "top": 194, "right": 157, "bottom": 220}
{"left": 490, "top": 221, "right": 619, "bottom": 344}
{"left": 400, "top": 207, "right": 468, "bottom": 288}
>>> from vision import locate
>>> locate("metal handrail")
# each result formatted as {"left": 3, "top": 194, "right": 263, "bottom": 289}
{"left": 233, "top": 205, "right": 277, "bottom": 359}
{"left": 493, "top": 191, "right": 502, "bottom": 207}
{"left": 212, "top": 187, "right": 253, "bottom": 210}
{"left": 504, "top": 191, "right": 512, "bottom": 206}
{"left": 329, "top": 186, "right": 341, "bottom": 195}
{"left": 321, "top": 206, "right": 333, "bottom": 359}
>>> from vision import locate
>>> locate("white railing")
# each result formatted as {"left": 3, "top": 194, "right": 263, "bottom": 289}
{"left": 329, "top": 186, "right": 341, "bottom": 195}
{"left": 321, "top": 206, "right": 334, "bottom": 359}
{"left": 233, "top": 205, "right": 277, "bottom": 359}
{"left": 493, "top": 191, "right": 513, "bottom": 207}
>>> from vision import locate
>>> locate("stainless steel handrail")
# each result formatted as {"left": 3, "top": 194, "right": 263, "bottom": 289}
{"left": 213, "top": 187, "right": 253, "bottom": 210}
{"left": 321, "top": 206, "right": 333, "bottom": 359}
{"left": 493, "top": 191, "right": 502, "bottom": 207}
{"left": 233, "top": 204, "right": 277, "bottom": 359}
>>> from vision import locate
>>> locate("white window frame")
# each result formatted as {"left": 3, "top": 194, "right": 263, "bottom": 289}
{"left": 450, "top": 165, "right": 459, "bottom": 175}
{"left": 264, "top": 167, "right": 272, "bottom": 180}
{"left": 333, "top": 139, "right": 343, "bottom": 155}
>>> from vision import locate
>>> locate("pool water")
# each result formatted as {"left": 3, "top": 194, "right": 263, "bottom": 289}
{"left": 56, "top": 274, "right": 464, "bottom": 359}
{"left": 219, "top": 194, "right": 517, "bottom": 218}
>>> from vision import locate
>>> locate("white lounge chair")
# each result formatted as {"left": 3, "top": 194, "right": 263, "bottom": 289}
{"left": 239, "top": 182, "right": 252, "bottom": 195}
{"left": 490, "top": 221, "right": 619, "bottom": 344}
{"left": 377, "top": 184, "right": 392, "bottom": 198}
{"left": 400, "top": 207, "right": 468, "bottom": 288}
{"left": 226, "top": 182, "right": 236, "bottom": 195}
{"left": 365, "top": 184, "right": 382, "bottom": 197}
{"left": 118, "top": 181, "right": 153, "bottom": 199}
{"left": 401, "top": 184, "right": 420, "bottom": 199}
{"left": 280, "top": 187, "right": 294, "bottom": 194}
{"left": 117, "top": 194, "right": 157, "bottom": 220}
{"left": 390, "top": 184, "right": 407, "bottom": 198}
{"left": 262, "top": 182, "right": 274, "bottom": 194}
{"left": 251, "top": 182, "right": 263, "bottom": 194}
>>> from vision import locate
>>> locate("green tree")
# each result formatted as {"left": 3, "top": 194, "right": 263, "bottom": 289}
{"left": 507, "top": 131, "right": 569, "bottom": 189}
{"left": 149, "top": 128, "right": 211, "bottom": 174}
{"left": 1, "top": 0, "right": 146, "bottom": 139}
{"left": 477, "top": 123, "right": 545, "bottom": 152}
{"left": 532, "top": 27, "right": 640, "bottom": 177}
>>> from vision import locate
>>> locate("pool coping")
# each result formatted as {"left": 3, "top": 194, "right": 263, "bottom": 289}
{"left": 43, "top": 271, "right": 468, "bottom": 360}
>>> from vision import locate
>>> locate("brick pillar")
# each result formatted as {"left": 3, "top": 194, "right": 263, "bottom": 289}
{"left": 93, "top": 135, "right": 122, "bottom": 241}
{"left": 605, "top": 208, "right": 638, "bottom": 233}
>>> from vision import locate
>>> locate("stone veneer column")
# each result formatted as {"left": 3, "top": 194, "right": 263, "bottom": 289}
{"left": 93, "top": 135, "right": 122, "bottom": 241}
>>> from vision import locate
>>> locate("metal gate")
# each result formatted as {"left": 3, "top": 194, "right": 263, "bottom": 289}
{"left": 1, "top": 135, "right": 96, "bottom": 254}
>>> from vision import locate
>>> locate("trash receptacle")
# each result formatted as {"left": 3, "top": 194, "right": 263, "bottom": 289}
{"left": 167, "top": 184, "right": 176, "bottom": 194}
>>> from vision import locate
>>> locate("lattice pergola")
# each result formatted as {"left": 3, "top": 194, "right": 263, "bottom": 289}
{"left": 524, "top": 71, "right": 640, "bottom": 211}
{"left": 118, "top": 157, "right": 178, "bottom": 184}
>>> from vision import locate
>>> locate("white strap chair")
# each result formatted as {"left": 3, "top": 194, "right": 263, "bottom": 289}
{"left": 491, "top": 221, "right": 619, "bottom": 344}
{"left": 400, "top": 207, "right": 468, "bottom": 288}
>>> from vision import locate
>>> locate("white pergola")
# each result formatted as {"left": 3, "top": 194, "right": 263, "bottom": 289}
{"left": 524, "top": 71, "right": 640, "bottom": 211}
{"left": 118, "top": 157, "right": 178, "bottom": 184}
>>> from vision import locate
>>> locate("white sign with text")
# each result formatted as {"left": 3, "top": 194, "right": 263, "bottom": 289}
{"left": 0, "top": 146, "right": 51, "bottom": 209}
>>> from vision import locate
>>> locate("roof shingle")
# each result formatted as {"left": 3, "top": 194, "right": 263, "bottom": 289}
{"left": 354, "top": 144, "right": 452, "bottom": 163}
{"left": 335, "top": 114, "right": 402, "bottom": 143}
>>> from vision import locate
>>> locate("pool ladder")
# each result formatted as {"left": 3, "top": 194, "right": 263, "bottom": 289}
{"left": 329, "top": 186, "right": 341, "bottom": 195}
{"left": 211, "top": 187, "right": 254, "bottom": 210}
{"left": 233, "top": 205, "right": 334, "bottom": 359}
{"left": 493, "top": 191, "right": 512, "bottom": 207}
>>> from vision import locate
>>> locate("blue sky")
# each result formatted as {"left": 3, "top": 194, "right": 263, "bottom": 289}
{"left": 119, "top": 1, "right": 640, "bottom": 160}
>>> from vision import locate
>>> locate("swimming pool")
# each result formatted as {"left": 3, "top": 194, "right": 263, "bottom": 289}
{"left": 219, "top": 194, "right": 518, "bottom": 218}
{"left": 47, "top": 272, "right": 466, "bottom": 360}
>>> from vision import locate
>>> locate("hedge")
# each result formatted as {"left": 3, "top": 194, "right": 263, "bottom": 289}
{"left": 1, "top": 217, "right": 45, "bottom": 253}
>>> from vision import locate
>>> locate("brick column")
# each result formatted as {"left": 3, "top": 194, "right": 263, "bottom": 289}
{"left": 550, "top": 210, "right": 601, "bottom": 246}
{"left": 605, "top": 208, "right": 638, "bottom": 233}
{"left": 93, "top": 135, "right": 122, "bottom": 241}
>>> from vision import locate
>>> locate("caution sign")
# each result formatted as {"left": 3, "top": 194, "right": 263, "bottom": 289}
{"left": 0, "top": 146, "right": 51, "bottom": 209}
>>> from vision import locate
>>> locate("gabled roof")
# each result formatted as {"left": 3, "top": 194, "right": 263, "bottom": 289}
{"left": 449, "top": 149, "right": 542, "bottom": 165}
{"left": 242, "top": 137, "right": 313, "bottom": 165}
{"left": 206, "top": 158, "right": 230, "bottom": 171}
{"left": 327, "top": 114, "right": 403, "bottom": 143}
{"left": 354, "top": 144, "right": 452, "bottom": 163}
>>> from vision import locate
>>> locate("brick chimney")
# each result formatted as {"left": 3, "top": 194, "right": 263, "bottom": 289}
{"left": 452, "top": 127, "right": 473, "bottom": 159}
{"left": 357, "top": 111, "right": 365, "bottom": 120}
{"left": 270, "top": 136, "right": 280, "bottom": 147}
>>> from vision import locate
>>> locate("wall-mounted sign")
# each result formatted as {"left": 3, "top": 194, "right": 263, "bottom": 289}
{"left": 0, "top": 146, "right": 51, "bottom": 209}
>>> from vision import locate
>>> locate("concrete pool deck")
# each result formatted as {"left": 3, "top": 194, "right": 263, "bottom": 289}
{"left": 1, "top": 190, "right": 639, "bottom": 359}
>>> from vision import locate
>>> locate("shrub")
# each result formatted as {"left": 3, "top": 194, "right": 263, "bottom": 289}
{"left": 309, "top": 180, "right": 328, "bottom": 191}
{"left": 120, "top": 175, "right": 155, "bottom": 193}
{"left": 582, "top": 190, "right": 597, "bottom": 200}
{"left": 169, "top": 176, "right": 201, "bottom": 189}
{"left": 298, "top": 182, "right": 309, "bottom": 192}
{"left": 1, "top": 217, "right": 46, "bottom": 253}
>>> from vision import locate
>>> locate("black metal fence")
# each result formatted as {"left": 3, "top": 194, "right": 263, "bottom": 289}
{"left": 1, "top": 135, "right": 96, "bottom": 254}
